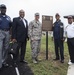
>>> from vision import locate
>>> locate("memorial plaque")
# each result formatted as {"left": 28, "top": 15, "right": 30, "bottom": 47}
{"left": 42, "top": 15, "right": 53, "bottom": 31}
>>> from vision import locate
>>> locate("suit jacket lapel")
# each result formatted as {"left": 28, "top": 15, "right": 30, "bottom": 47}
{"left": 18, "top": 17, "right": 28, "bottom": 29}
{"left": 18, "top": 17, "right": 25, "bottom": 27}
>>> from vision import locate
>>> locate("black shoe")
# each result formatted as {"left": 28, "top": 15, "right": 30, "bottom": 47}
{"left": 35, "top": 58, "right": 38, "bottom": 61}
{"left": 53, "top": 58, "right": 59, "bottom": 61}
{"left": 20, "top": 60, "right": 28, "bottom": 64}
{"left": 60, "top": 60, "right": 64, "bottom": 63}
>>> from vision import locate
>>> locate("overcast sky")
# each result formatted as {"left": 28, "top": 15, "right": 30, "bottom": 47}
{"left": 0, "top": 0, "right": 74, "bottom": 25}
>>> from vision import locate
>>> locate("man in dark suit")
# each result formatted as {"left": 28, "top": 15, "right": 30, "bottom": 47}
{"left": 53, "top": 13, "right": 64, "bottom": 63}
{"left": 12, "top": 9, "right": 28, "bottom": 63}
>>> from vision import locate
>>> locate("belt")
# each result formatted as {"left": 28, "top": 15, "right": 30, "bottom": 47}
{"left": 68, "top": 38, "right": 74, "bottom": 39}
{"left": 0, "top": 28, "right": 9, "bottom": 31}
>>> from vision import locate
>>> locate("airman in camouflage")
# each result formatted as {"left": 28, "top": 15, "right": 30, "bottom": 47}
{"left": 28, "top": 13, "right": 42, "bottom": 63}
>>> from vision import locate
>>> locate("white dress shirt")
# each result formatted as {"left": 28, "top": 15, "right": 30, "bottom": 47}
{"left": 21, "top": 18, "right": 26, "bottom": 27}
{"left": 65, "top": 23, "right": 74, "bottom": 38}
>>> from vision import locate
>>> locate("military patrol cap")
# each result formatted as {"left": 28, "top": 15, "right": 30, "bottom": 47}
{"left": 35, "top": 13, "right": 39, "bottom": 16}
{"left": 68, "top": 15, "right": 73, "bottom": 19}
{"left": 0, "top": 4, "right": 6, "bottom": 9}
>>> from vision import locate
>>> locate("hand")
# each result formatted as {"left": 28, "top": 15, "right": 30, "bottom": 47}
{"left": 31, "top": 38, "right": 35, "bottom": 41}
{"left": 61, "top": 38, "right": 65, "bottom": 41}
{"left": 27, "top": 37, "right": 29, "bottom": 41}
{"left": 12, "top": 39, "right": 17, "bottom": 43}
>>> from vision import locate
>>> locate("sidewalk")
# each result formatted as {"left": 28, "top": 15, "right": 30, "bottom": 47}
{"left": 67, "top": 64, "right": 74, "bottom": 75}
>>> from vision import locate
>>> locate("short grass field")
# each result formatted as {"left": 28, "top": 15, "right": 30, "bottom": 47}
{"left": 25, "top": 35, "right": 69, "bottom": 75}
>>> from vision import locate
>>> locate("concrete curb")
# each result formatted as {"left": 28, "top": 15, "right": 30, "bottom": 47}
{"left": 67, "top": 64, "right": 74, "bottom": 75}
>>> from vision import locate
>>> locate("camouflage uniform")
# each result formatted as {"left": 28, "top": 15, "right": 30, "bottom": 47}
{"left": 28, "top": 20, "right": 42, "bottom": 60}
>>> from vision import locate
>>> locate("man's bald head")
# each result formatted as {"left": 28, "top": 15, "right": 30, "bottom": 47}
{"left": 19, "top": 9, "right": 25, "bottom": 18}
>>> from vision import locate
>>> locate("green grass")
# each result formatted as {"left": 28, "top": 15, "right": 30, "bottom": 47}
{"left": 25, "top": 35, "right": 69, "bottom": 75}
